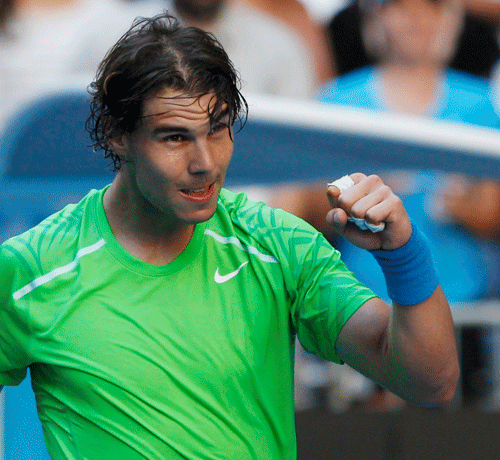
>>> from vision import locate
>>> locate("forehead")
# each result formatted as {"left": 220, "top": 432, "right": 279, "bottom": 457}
{"left": 141, "top": 88, "right": 219, "bottom": 124}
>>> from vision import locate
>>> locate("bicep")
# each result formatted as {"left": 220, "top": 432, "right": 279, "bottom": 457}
{"left": 335, "top": 297, "right": 391, "bottom": 378}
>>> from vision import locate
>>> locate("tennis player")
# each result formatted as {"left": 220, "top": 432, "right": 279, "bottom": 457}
{"left": 0, "top": 12, "right": 459, "bottom": 460}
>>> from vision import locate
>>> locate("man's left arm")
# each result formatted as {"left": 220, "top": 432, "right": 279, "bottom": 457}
{"left": 328, "top": 173, "right": 459, "bottom": 406}
{"left": 336, "top": 287, "right": 458, "bottom": 405}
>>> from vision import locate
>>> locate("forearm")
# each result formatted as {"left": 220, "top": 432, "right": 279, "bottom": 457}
{"left": 337, "top": 231, "right": 459, "bottom": 405}
{"left": 337, "top": 290, "right": 459, "bottom": 406}
{"left": 330, "top": 175, "right": 460, "bottom": 405}
{"left": 384, "top": 287, "right": 459, "bottom": 405}
{"left": 370, "top": 223, "right": 459, "bottom": 404}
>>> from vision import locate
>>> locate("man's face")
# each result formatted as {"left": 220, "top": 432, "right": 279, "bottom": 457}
{"left": 114, "top": 88, "right": 234, "bottom": 227}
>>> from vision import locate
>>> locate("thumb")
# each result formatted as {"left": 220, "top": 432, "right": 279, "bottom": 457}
{"left": 326, "top": 208, "right": 348, "bottom": 234}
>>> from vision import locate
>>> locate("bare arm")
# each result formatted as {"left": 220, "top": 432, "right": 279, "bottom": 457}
{"left": 327, "top": 173, "right": 459, "bottom": 405}
{"left": 336, "top": 288, "right": 458, "bottom": 405}
{"left": 440, "top": 175, "right": 500, "bottom": 243}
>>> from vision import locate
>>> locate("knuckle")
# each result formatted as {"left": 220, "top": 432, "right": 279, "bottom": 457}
{"left": 364, "top": 209, "right": 378, "bottom": 223}
{"left": 389, "top": 195, "right": 405, "bottom": 214}
{"left": 351, "top": 172, "right": 366, "bottom": 182}
{"left": 367, "top": 174, "right": 383, "bottom": 186}
{"left": 391, "top": 193, "right": 403, "bottom": 207}
{"left": 380, "top": 184, "right": 392, "bottom": 197}
{"left": 349, "top": 202, "right": 364, "bottom": 219}
{"left": 337, "top": 195, "right": 351, "bottom": 211}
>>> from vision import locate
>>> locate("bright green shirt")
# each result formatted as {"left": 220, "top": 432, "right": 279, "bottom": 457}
{"left": 0, "top": 187, "right": 376, "bottom": 459}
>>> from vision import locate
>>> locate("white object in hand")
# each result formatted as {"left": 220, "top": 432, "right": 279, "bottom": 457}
{"left": 327, "top": 175, "right": 386, "bottom": 233}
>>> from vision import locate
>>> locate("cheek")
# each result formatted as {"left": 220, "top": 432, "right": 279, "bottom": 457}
{"left": 132, "top": 156, "right": 181, "bottom": 200}
{"left": 218, "top": 140, "right": 234, "bottom": 168}
{"left": 384, "top": 12, "right": 408, "bottom": 43}
{"left": 221, "top": 150, "right": 233, "bottom": 169}
{"left": 136, "top": 150, "right": 184, "bottom": 178}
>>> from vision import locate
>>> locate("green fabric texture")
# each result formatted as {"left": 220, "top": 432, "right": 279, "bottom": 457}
{"left": 0, "top": 187, "right": 376, "bottom": 459}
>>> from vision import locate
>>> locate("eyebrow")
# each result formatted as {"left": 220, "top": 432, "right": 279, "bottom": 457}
{"left": 148, "top": 108, "right": 231, "bottom": 136}
{"left": 152, "top": 126, "right": 191, "bottom": 136}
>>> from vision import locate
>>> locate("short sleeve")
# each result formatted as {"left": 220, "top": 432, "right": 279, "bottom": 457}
{"left": 216, "top": 193, "right": 378, "bottom": 365}
{"left": 293, "top": 239, "right": 377, "bottom": 363}
{"left": 270, "top": 210, "right": 378, "bottom": 364}
{"left": 0, "top": 243, "right": 31, "bottom": 386}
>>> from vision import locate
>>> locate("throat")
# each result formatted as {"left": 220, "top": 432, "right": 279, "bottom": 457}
{"left": 115, "top": 222, "right": 195, "bottom": 266}
{"left": 103, "top": 182, "right": 196, "bottom": 265}
{"left": 134, "top": 229, "right": 195, "bottom": 265}
{"left": 379, "top": 65, "right": 441, "bottom": 115}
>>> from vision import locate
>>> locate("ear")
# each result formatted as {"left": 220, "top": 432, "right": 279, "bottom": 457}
{"left": 108, "top": 134, "right": 130, "bottom": 158}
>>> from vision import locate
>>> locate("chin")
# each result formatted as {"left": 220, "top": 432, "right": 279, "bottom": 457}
{"left": 184, "top": 205, "right": 218, "bottom": 225}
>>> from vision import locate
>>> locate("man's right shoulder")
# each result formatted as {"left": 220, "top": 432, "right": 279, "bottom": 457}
{"left": 1, "top": 189, "right": 101, "bottom": 271}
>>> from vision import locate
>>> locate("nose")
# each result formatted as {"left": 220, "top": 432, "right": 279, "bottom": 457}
{"left": 188, "top": 140, "right": 215, "bottom": 175}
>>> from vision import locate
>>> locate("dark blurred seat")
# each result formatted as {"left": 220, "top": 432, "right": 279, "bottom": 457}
{"left": 0, "top": 89, "right": 115, "bottom": 244}
{"left": 0, "top": 90, "right": 112, "bottom": 178}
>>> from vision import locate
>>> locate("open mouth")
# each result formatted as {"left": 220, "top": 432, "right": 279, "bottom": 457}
{"left": 180, "top": 182, "right": 216, "bottom": 200}
{"left": 181, "top": 182, "right": 213, "bottom": 196}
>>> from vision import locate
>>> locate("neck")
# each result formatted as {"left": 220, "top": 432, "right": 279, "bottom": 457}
{"left": 103, "top": 176, "right": 195, "bottom": 266}
{"left": 378, "top": 62, "right": 443, "bottom": 115}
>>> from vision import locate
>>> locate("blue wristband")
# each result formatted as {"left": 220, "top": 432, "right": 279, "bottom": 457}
{"left": 369, "top": 222, "right": 439, "bottom": 305}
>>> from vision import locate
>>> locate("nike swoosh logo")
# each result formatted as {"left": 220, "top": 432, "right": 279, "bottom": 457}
{"left": 214, "top": 261, "right": 249, "bottom": 284}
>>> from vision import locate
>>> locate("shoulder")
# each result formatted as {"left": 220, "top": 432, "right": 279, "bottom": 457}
{"left": 215, "top": 3, "right": 314, "bottom": 97}
{"left": 0, "top": 189, "right": 101, "bottom": 287}
{"left": 443, "top": 70, "right": 500, "bottom": 128}
{"left": 445, "top": 69, "right": 493, "bottom": 94}
{"left": 224, "top": 2, "right": 300, "bottom": 42}
{"left": 215, "top": 189, "right": 335, "bottom": 261}
{"left": 220, "top": 2, "right": 310, "bottom": 63}
{"left": 318, "top": 67, "right": 375, "bottom": 103}
{"left": 217, "top": 188, "right": 315, "bottom": 231}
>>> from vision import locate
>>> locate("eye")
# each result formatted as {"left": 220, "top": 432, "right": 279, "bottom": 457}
{"left": 163, "top": 134, "right": 187, "bottom": 143}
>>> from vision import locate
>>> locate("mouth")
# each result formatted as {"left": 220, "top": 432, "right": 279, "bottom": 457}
{"left": 179, "top": 182, "right": 216, "bottom": 202}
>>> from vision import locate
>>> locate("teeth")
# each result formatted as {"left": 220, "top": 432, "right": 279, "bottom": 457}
{"left": 182, "top": 186, "right": 210, "bottom": 196}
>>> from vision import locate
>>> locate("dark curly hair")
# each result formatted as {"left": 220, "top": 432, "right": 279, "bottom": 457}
{"left": 86, "top": 11, "right": 247, "bottom": 171}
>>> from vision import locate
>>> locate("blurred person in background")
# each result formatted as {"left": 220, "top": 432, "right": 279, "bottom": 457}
{"left": 327, "top": 0, "right": 500, "bottom": 79}
{"left": 236, "top": 0, "right": 334, "bottom": 87}
{"left": 273, "top": 0, "right": 500, "bottom": 410}
{"left": 320, "top": 0, "right": 499, "bottom": 124}
{"left": 168, "top": 0, "right": 316, "bottom": 99}
{"left": 436, "top": 174, "right": 500, "bottom": 409}
{"left": 440, "top": 177, "right": 500, "bottom": 243}
{"left": 318, "top": 0, "right": 500, "bottom": 305}
{"left": 0, "top": 0, "right": 157, "bottom": 131}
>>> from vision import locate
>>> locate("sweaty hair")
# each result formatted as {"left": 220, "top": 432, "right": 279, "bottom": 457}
{"left": 87, "top": 12, "right": 247, "bottom": 171}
